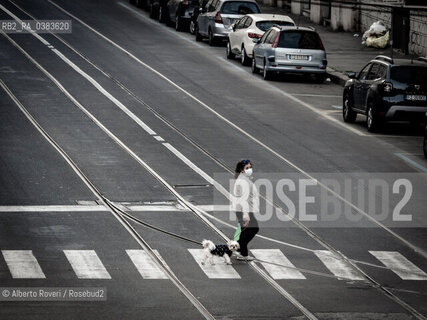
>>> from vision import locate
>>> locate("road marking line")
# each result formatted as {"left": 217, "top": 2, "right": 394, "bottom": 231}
{"left": 2, "top": 250, "right": 46, "bottom": 279}
{"left": 153, "top": 135, "right": 165, "bottom": 142}
{"left": 0, "top": 204, "right": 236, "bottom": 212}
{"left": 251, "top": 249, "right": 306, "bottom": 279}
{"left": 314, "top": 250, "right": 364, "bottom": 280}
{"left": 369, "top": 251, "right": 427, "bottom": 280}
{"left": 0, "top": 205, "right": 108, "bottom": 212}
{"left": 331, "top": 105, "right": 343, "bottom": 109}
{"left": 188, "top": 249, "right": 241, "bottom": 279}
{"left": 162, "top": 143, "right": 231, "bottom": 199}
{"left": 126, "top": 249, "right": 168, "bottom": 279}
{"left": 63, "top": 250, "right": 111, "bottom": 279}
{"left": 395, "top": 153, "right": 427, "bottom": 173}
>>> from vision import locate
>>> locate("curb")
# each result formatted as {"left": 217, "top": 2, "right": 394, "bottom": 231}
{"left": 326, "top": 67, "right": 348, "bottom": 87}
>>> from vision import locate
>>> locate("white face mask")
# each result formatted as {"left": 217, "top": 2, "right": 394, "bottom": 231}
{"left": 244, "top": 168, "right": 253, "bottom": 177}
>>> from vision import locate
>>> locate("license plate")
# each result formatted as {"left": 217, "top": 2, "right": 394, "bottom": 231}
{"left": 288, "top": 55, "right": 309, "bottom": 61}
{"left": 405, "top": 95, "right": 426, "bottom": 101}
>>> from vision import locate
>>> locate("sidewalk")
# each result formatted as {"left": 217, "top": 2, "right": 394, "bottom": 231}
{"left": 259, "top": 4, "right": 408, "bottom": 86}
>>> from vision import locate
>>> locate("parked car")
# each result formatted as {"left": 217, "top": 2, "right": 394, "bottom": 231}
{"left": 195, "top": 0, "right": 261, "bottom": 46}
{"left": 343, "top": 56, "right": 427, "bottom": 132}
{"left": 189, "top": 0, "right": 209, "bottom": 34}
{"left": 164, "top": 0, "right": 200, "bottom": 30}
{"left": 227, "top": 14, "right": 295, "bottom": 65}
{"left": 131, "top": 0, "right": 162, "bottom": 19}
{"left": 252, "top": 26, "right": 327, "bottom": 82}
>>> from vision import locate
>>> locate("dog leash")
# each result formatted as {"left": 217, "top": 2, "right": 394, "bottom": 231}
{"left": 106, "top": 199, "right": 202, "bottom": 245}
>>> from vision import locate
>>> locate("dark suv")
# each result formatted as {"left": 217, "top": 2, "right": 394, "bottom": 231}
{"left": 343, "top": 56, "right": 427, "bottom": 132}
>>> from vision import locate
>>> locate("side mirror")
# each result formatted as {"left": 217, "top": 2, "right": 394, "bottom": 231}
{"left": 348, "top": 72, "right": 356, "bottom": 79}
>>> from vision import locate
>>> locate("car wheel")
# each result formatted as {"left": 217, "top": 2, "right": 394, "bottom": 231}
{"left": 158, "top": 6, "right": 165, "bottom": 22}
{"left": 149, "top": 4, "right": 159, "bottom": 19}
{"left": 263, "top": 60, "right": 271, "bottom": 80}
{"left": 226, "top": 41, "right": 235, "bottom": 59}
{"left": 251, "top": 57, "right": 258, "bottom": 74}
{"left": 175, "top": 15, "right": 182, "bottom": 31}
{"left": 189, "top": 20, "right": 196, "bottom": 35}
{"left": 366, "top": 101, "right": 383, "bottom": 132}
{"left": 343, "top": 93, "right": 357, "bottom": 123}
{"left": 195, "top": 25, "right": 202, "bottom": 41}
{"left": 208, "top": 29, "right": 216, "bottom": 46}
{"left": 241, "top": 46, "right": 250, "bottom": 66}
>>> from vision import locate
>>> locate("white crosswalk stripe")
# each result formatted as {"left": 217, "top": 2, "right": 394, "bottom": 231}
{"left": 126, "top": 249, "right": 168, "bottom": 279}
{"left": 2, "top": 250, "right": 46, "bottom": 279}
{"left": 188, "top": 249, "right": 241, "bottom": 279}
{"left": 63, "top": 250, "right": 111, "bottom": 279}
{"left": 369, "top": 251, "right": 427, "bottom": 280}
{"left": 2, "top": 248, "right": 426, "bottom": 282}
{"left": 314, "top": 250, "right": 364, "bottom": 280}
{"left": 251, "top": 249, "right": 306, "bottom": 279}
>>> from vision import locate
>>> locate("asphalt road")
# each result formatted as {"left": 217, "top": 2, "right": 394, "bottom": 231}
{"left": 0, "top": 0, "right": 426, "bottom": 319}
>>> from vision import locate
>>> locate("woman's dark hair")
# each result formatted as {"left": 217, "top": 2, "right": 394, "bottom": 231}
{"left": 234, "top": 159, "right": 251, "bottom": 179}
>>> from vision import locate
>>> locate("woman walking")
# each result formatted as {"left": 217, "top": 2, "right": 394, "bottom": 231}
{"left": 232, "top": 159, "right": 259, "bottom": 260}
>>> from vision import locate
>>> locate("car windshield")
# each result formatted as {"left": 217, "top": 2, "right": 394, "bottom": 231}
{"left": 390, "top": 66, "right": 427, "bottom": 84}
{"left": 221, "top": 2, "right": 260, "bottom": 14}
{"left": 277, "top": 31, "right": 324, "bottom": 50}
{"left": 256, "top": 20, "right": 294, "bottom": 31}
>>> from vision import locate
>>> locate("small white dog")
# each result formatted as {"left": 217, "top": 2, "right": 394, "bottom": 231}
{"left": 201, "top": 240, "right": 240, "bottom": 265}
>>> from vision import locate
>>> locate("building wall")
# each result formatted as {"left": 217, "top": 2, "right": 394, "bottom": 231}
{"left": 409, "top": 10, "right": 427, "bottom": 56}
{"left": 359, "top": 0, "right": 392, "bottom": 34}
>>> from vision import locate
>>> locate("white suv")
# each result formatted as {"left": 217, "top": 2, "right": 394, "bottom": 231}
{"left": 227, "top": 14, "right": 295, "bottom": 65}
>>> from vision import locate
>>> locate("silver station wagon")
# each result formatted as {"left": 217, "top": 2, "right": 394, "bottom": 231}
{"left": 195, "top": 0, "right": 261, "bottom": 46}
{"left": 252, "top": 26, "right": 327, "bottom": 82}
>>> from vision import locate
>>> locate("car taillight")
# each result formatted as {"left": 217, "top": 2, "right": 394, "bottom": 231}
{"left": 248, "top": 32, "right": 262, "bottom": 39}
{"left": 215, "top": 12, "right": 223, "bottom": 24}
{"left": 383, "top": 82, "right": 393, "bottom": 92}
{"left": 272, "top": 32, "right": 280, "bottom": 48}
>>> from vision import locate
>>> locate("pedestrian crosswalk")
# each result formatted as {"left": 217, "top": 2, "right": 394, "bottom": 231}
{"left": 2, "top": 250, "right": 46, "bottom": 279}
{"left": 126, "top": 249, "right": 168, "bottom": 279}
{"left": 188, "top": 249, "right": 241, "bottom": 279}
{"left": 314, "top": 250, "right": 365, "bottom": 281}
{"left": 251, "top": 249, "right": 306, "bottom": 280}
{"left": 63, "top": 250, "right": 111, "bottom": 279}
{"left": 0, "top": 249, "right": 425, "bottom": 281}
{"left": 369, "top": 251, "right": 427, "bottom": 281}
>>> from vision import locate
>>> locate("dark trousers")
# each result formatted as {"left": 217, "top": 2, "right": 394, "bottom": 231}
{"left": 236, "top": 212, "right": 259, "bottom": 257}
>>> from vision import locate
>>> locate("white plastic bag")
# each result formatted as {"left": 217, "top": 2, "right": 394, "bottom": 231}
{"left": 362, "top": 21, "right": 387, "bottom": 43}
